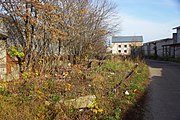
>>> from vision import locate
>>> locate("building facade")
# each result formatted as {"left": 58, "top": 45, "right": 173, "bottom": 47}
{"left": 111, "top": 36, "right": 143, "bottom": 55}
{"left": 174, "top": 26, "right": 180, "bottom": 43}
{"left": 0, "top": 30, "right": 8, "bottom": 79}
{"left": 143, "top": 26, "right": 180, "bottom": 58}
{"left": 143, "top": 38, "right": 173, "bottom": 57}
{"left": 0, "top": 28, "right": 19, "bottom": 80}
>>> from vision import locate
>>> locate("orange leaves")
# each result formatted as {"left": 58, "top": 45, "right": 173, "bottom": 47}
{"left": 43, "top": 3, "right": 56, "bottom": 14}
{"left": 133, "top": 89, "right": 137, "bottom": 93}
{"left": 29, "top": 17, "right": 39, "bottom": 26}
{"left": 31, "top": 0, "right": 43, "bottom": 10}
{"left": 80, "top": 8, "right": 88, "bottom": 15}
{"left": 46, "top": 27, "right": 67, "bottom": 41}
{"left": 1, "top": 0, "right": 116, "bottom": 64}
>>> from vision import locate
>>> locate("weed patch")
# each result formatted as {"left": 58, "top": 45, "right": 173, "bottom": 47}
{"left": 0, "top": 58, "right": 149, "bottom": 119}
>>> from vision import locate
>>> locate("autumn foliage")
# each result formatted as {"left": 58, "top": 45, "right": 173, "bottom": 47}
{"left": 0, "top": 0, "right": 118, "bottom": 74}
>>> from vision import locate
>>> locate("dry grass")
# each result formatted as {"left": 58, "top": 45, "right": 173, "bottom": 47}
{"left": 0, "top": 57, "right": 149, "bottom": 120}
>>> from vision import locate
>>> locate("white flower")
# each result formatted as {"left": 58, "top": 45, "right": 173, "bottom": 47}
{"left": 79, "top": 109, "right": 83, "bottom": 112}
{"left": 125, "top": 91, "right": 130, "bottom": 95}
{"left": 45, "top": 74, "right": 48, "bottom": 78}
{"left": 68, "top": 63, "right": 71, "bottom": 67}
{"left": 110, "top": 72, "right": 115, "bottom": 75}
{"left": 107, "top": 75, "right": 110, "bottom": 78}
{"left": 88, "top": 84, "right": 91, "bottom": 87}
{"left": 135, "top": 63, "right": 139, "bottom": 66}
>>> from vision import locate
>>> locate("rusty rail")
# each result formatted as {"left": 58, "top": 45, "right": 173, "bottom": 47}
{"left": 112, "top": 64, "right": 138, "bottom": 93}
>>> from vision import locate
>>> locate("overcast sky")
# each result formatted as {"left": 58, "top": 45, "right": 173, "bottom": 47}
{"left": 112, "top": 0, "right": 180, "bottom": 42}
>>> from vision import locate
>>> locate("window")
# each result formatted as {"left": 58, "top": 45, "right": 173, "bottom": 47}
{"left": 118, "top": 45, "right": 121, "bottom": 48}
{"left": 124, "top": 45, "right": 127, "bottom": 48}
{"left": 124, "top": 50, "right": 127, "bottom": 53}
{"left": 118, "top": 50, "right": 121, "bottom": 53}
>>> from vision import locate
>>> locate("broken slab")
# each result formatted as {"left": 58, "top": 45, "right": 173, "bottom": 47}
{"left": 62, "top": 95, "right": 96, "bottom": 109}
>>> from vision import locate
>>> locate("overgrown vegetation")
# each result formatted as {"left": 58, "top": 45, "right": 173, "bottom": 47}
{"left": 0, "top": 0, "right": 149, "bottom": 119}
{"left": 0, "top": 0, "right": 120, "bottom": 73}
{"left": 0, "top": 57, "right": 149, "bottom": 120}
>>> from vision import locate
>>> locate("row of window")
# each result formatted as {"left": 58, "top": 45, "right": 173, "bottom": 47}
{"left": 118, "top": 50, "right": 127, "bottom": 53}
{"left": 119, "top": 45, "right": 127, "bottom": 48}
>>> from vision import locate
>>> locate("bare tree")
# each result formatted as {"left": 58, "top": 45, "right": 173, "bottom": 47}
{"left": 0, "top": 0, "right": 120, "bottom": 75}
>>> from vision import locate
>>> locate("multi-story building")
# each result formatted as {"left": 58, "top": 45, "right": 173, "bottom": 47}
{"left": 111, "top": 36, "right": 143, "bottom": 55}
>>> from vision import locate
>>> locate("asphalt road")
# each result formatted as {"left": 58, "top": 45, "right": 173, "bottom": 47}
{"left": 144, "top": 60, "right": 180, "bottom": 120}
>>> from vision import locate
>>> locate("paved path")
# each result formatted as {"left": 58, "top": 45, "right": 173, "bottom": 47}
{"left": 144, "top": 60, "right": 180, "bottom": 120}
